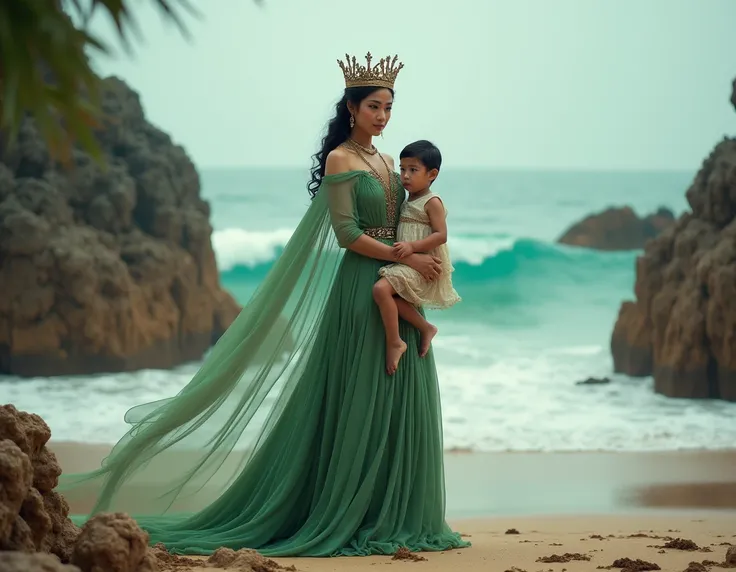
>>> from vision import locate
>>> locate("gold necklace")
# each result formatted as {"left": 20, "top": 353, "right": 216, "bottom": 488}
{"left": 344, "top": 141, "right": 397, "bottom": 224}
{"left": 349, "top": 144, "right": 390, "bottom": 189}
{"left": 346, "top": 138, "right": 378, "bottom": 156}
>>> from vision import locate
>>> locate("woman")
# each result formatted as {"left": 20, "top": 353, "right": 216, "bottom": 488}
{"left": 60, "top": 53, "right": 469, "bottom": 558}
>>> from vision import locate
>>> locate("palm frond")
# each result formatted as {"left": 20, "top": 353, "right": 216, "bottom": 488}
{"left": 0, "top": 0, "right": 205, "bottom": 165}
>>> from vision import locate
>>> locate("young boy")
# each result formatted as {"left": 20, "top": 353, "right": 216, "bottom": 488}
{"left": 373, "top": 140, "right": 461, "bottom": 375}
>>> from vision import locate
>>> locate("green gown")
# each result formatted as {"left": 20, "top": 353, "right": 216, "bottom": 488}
{"left": 60, "top": 169, "right": 470, "bottom": 557}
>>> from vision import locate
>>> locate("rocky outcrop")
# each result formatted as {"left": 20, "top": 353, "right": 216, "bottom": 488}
{"left": 0, "top": 404, "right": 295, "bottom": 572}
{"left": 0, "top": 406, "right": 79, "bottom": 560}
{"left": 0, "top": 77, "right": 240, "bottom": 377}
{"left": 557, "top": 206, "right": 675, "bottom": 251}
{"left": 0, "top": 403, "right": 157, "bottom": 571}
{"left": 611, "top": 136, "right": 736, "bottom": 402}
{"left": 0, "top": 405, "right": 79, "bottom": 561}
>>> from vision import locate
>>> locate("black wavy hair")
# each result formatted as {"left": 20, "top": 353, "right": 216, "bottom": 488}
{"left": 307, "top": 86, "right": 395, "bottom": 198}
{"left": 400, "top": 140, "right": 442, "bottom": 172}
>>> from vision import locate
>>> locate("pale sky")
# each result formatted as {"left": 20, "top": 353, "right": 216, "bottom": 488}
{"left": 88, "top": 0, "right": 736, "bottom": 171}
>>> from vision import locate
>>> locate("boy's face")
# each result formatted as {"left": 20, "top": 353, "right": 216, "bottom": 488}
{"left": 399, "top": 157, "right": 438, "bottom": 193}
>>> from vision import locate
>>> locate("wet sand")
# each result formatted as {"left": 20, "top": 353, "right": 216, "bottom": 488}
{"left": 51, "top": 443, "right": 736, "bottom": 517}
{"left": 441, "top": 449, "right": 736, "bottom": 516}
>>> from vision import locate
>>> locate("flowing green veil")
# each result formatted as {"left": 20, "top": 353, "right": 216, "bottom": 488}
{"left": 60, "top": 172, "right": 366, "bottom": 519}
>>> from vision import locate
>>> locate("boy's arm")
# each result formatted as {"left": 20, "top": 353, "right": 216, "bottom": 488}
{"left": 395, "top": 197, "right": 448, "bottom": 257}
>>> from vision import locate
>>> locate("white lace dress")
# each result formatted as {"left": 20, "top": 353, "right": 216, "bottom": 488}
{"left": 378, "top": 192, "right": 461, "bottom": 309}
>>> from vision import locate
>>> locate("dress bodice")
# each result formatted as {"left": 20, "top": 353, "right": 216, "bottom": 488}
{"left": 353, "top": 171, "right": 404, "bottom": 230}
{"left": 324, "top": 169, "right": 404, "bottom": 248}
{"left": 399, "top": 192, "right": 442, "bottom": 226}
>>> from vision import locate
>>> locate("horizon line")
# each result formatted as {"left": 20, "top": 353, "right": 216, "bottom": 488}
{"left": 198, "top": 164, "right": 698, "bottom": 174}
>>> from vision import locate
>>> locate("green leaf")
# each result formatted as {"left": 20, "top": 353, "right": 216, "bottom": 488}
{"left": 0, "top": 1, "right": 251, "bottom": 165}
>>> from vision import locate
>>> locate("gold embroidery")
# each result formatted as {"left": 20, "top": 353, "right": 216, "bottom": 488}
{"left": 342, "top": 140, "right": 397, "bottom": 228}
{"left": 364, "top": 226, "right": 396, "bottom": 240}
{"left": 383, "top": 170, "right": 397, "bottom": 226}
{"left": 399, "top": 216, "right": 428, "bottom": 225}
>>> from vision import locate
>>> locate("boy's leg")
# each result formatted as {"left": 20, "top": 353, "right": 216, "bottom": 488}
{"left": 395, "top": 298, "right": 438, "bottom": 357}
{"left": 372, "top": 278, "right": 407, "bottom": 375}
{"left": 395, "top": 298, "right": 428, "bottom": 331}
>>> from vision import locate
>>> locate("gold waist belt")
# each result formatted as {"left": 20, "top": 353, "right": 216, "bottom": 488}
{"left": 363, "top": 227, "right": 396, "bottom": 240}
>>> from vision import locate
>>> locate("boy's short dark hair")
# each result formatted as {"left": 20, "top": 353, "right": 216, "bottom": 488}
{"left": 400, "top": 140, "right": 442, "bottom": 172}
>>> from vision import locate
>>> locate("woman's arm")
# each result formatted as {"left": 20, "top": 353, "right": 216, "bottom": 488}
{"left": 324, "top": 149, "right": 395, "bottom": 261}
{"left": 324, "top": 150, "right": 442, "bottom": 279}
{"left": 347, "top": 234, "right": 398, "bottom": 262}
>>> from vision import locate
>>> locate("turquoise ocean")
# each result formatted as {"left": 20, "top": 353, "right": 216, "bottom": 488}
{"left": 6, "top": 168, "right": 736, "bottom": 451}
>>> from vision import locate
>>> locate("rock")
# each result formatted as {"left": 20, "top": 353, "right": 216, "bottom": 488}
{"left": 0, "top": 552, "right": 81, "bottom": 572}
{"left": 71, "top": 512, "right": 157, "bottom": 572}
{"left": 0, "top": 405, "right": 169, "bottom": 570}
{"left": 610, "top": 134, "right": 736, "bottom": 402}
{"left": 206, "top": 546, "right": 296, "bottom": 571}
{"left": 0, "top": 405, "right": 80, "bottom": 561}
{"left": 575, "top": 376, "right": 611, "bottom": 385}
{"left": 0, "top": 77, "right": 241, "bottom": 377}
{"left": 557, "top": 206, "right": 675, "bottom": 251}
{"left": 726, "top": 544, "right": 736, "bottom": 565}
{"left": 0, "top": 439, "right": 34, "bottom": 550}
{"left": 731, "top": 77, "right": 736, "bottom": 113}
{"left": 0, "top": 404, "right": 302, "bottom": 570}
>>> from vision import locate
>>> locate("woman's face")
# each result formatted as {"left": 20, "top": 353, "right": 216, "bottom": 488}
{"left": 349, "top": 88, "right": 393, "bottom": 137}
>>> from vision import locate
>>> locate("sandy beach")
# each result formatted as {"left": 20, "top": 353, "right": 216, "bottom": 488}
{"left": 142, "top": 514, "right": 735, "bottom": 572}
{"left": 50, "top": 442, "right": 736, "bottom": 571}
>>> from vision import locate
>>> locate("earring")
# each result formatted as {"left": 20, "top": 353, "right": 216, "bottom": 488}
{"left": 349, "top": 115, "right": 355, "bottom": 128}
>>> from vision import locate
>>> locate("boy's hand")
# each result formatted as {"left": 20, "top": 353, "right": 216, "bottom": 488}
{"left": 393, "top": 241, "right": 414, "bottom": 259}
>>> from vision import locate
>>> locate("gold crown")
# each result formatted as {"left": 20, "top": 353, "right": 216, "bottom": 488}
{"left": 337, "top": 52, "right": 404, "bottom": 90}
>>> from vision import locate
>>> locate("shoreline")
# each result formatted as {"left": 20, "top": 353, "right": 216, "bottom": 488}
{"left": 51, "top": 443, "right": 736, "bottom": 518}
{"left": 50, "top": 440, "right": 736, "bottom": 454}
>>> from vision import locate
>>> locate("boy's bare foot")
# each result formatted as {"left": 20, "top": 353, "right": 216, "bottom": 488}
{"left": 419, "top": 324, "right": 438, "bottom": 357}
{"left": 386, "top": 339, "right": 408, "bottom": 375}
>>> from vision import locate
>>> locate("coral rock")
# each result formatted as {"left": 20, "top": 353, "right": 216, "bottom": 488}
{"left": 0, "top": 405, "right": 80, "bottom": 560}
{"left": 70, "top": 512, "right": 157, "bottom": 572}
{"left": 0, "top": 438, "right": 34, "bottom": 549}
{"left": 0, "top": 76, "right": 240, "bottom": 377}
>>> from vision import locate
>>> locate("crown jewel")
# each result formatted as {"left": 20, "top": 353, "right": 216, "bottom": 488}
{"left": 337, "top": 52, "right": 404, "bottom": 90}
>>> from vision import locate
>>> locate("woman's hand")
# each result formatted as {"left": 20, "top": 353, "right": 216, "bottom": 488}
{"left": 404, "top": 253, "right": 443, "bottom": 281}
